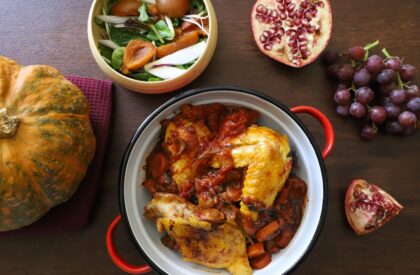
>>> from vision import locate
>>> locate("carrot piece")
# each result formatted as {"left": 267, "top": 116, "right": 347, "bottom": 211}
{"left": 247, "top": 242, "right": 265, "bottom": 258}
{"left": 275, "top": 228, "right": 294, "bottom": 248}
{"left": 250, "top": 253, "right": 271, "bottom": 270}
{"left": 156, "top": 31, "right": 199, "bottom": 58}
{"left": 149, "top": 153, "right": 168, "bottom": 178}
{"left": 256, "top": 220, "right": 281, "bottom": 242}
{"left": 264, "top": 240, "right": 280, "bottom": 253}
{"left": 122, "top": 40, "right": 156, "bottom": 74}
{"left": 143, "top": 179, "right": 157, "bottom": 194}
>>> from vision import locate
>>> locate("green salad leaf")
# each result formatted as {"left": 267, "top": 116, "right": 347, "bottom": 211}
{"left": 111, "top": 47, "right": 125, "bottom": 70}
{"left": 155, "top": 20, "right": 175, "bottom": 41}
{"left": 138, "top": 3, "right": 149, "bottom": 23}
{"left": 171, "top": 18, "right": 180, "bottom": 27}
{"left": 130, "top": 72, "right": 163, "bottom": 82}
{"left": 98, "top": 43, "right": 113, "bottom": 62}
{"left": 109, "top": 25, "right": 147, "bottom": 46}
{"left": 191, "top": 0, "right": 206, "bottom": 12}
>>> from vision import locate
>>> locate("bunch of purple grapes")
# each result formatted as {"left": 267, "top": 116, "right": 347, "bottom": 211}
{"left": 322, "top": 41, "right": 419, "bottom": 140}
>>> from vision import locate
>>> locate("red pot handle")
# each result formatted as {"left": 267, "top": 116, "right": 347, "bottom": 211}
{"left": 291, "top": 106, "right": 334, "bottom": 159}
{"left": 106, "top": 215, "right": 152, "bottom": 274}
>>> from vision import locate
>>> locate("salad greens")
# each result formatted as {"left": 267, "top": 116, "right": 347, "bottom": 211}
{"left": 111, "top": 47, "right": 125, "bottom": 70}
{"left": 96, "top": 0, "right": 208, "bottom": 82}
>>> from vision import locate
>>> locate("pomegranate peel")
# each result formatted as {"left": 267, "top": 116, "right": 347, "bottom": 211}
{"left": 345, "top": 179, "right": 403, "bottom": 235}
{"left": 251, "top": 0, "right": 332, "bottom": 67}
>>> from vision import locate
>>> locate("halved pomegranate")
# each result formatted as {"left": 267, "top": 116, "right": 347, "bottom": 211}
{"left": 345, "top": 179, "right": 403, "bottom": 235}
{"left": 251, "top": 0, "right": 332, "bottom": 67}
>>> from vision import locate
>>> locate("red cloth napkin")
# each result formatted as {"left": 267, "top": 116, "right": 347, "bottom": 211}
{"left": 1, "top": 76, "right": 113, "bottom": 234}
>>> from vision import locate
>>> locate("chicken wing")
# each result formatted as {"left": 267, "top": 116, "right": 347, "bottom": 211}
{"left": 144, "top": 193, "right": 252, "bottom": 275}
{"left": 229, "top": 126, "right": 292, "bottom": 218}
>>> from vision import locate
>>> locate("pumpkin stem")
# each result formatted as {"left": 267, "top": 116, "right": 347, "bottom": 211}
{"left": 0, "top": 108, "right": 19, "bottom": 138}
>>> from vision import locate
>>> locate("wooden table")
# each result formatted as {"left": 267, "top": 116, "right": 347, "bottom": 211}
{"left": 1, "top": 0, "right": 419, "bottom": 274}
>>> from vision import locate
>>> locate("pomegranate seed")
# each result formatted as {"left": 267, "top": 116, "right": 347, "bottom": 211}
{"left": 301, "top": 19, "right": 310, "bottom": 27}
{"left": 275, "top": 20, "right": 282, "bottom": 27}
{"left": 301, "top": 0, "right": 310, "bottom": 8}
{"left": 280, "top": 12, "right": 287, "bottom": 20}
{"left": 277, "top": 3, "right": 286, "bottom": 11}
{"left": 315, "top": 1, "right": 325, "bottom": 8}
{"left": 269, "top": 27, "right": 277, "bottom": 35}
{"left": 296, "top": 27, "right": 305, "bottom": 34}
{"left": 286, "top": 19, "right": 294, "bottom": 27}
{"left": 278, "top": 27, "right": 285, "bottom": 35}
{"left": 271, "top": 10, "right": 278, "bottom": 18}
{"left": 295, "top": 10, "right": 303, "bottom": 18}
{"left": 287, "top": 3, "right": 295, "bottom": 11}
{"left": 293, "top": 18, "right": 302, "bottom": 26}
{"left": 288, "top": 11, "right": 295, "bottom": 18}
{"left": 307, "top": 26, "right": 316, "bottom": 33}
{"left": 299, "top": 45, "right": 308, "bottom": 51}
{"left": 292, "top": 48, "right": 299, "bottom": 54}
{"left": 263, "top": 30, "right": 270, "bottom": 37}
{"left": 286, "top": 29, "right": 296, "bottom": 36}
{"left": 264, "top": 44, "right": 273, "bottom": 51}
{"left": 298, "top": 33, "right": 306, "bottom": 39}
{"left": 305, "top": 12, "right": 313, "bottom": 21}
{"left": 284, "top": 0, "right": 292, "bottom": 4}
{"left": 260, "top": 35, "right": 267, "bottom": 43}
{"left": 256, "top": 4, "right": 265, "bottom": 14}
{"left": 265, "top": 8, "right": 271, "bottom": 16}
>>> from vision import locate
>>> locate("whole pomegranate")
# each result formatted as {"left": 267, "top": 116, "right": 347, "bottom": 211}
{"left": 251, "top": 0, "right": 332, "bottom": 67}
{"left": 345, "top": 179, "right": 403, "bottom": 235}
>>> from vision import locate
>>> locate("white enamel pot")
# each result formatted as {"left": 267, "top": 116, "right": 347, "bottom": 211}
{"left": 106, "top": 87, "right": 335, "bottom": 275}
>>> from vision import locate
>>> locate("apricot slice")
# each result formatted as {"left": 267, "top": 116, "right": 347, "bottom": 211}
{"left": 121, "top": 40, "right": 156, "bottom": 74}
{"left": 156, "top": 31, "right": 199, "bottom": 59}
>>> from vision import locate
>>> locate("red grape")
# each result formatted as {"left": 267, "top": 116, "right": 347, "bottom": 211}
{"left": 355, "top": 87, "right": 374, "bottom": 104}
{"left": 377, "top": 69, "right": 396, "bottom": 85}
{"left": 399, "top": 64, "right": 417, "bottom": 82}
{"left": 380, "top": 82, "right": 397, "bottom": 95}
{"left": 337, "top": 64, "right": 355, "bottom": 82}
{"left": 327, "top": 64, "right": 341, "bottom": 78}
{"left": 385, "top": 57, "right": 402, "bottom": 71}
{"left": 365, "top": 55, "right": 384, "bottom": 74}
{"left": 322, "top": 50, "right": 339, "bottom": 65}
{"left": 368, "top": 106, "right": 387, "bottom": 124}
{"left": 386, "top": 121, "right": 404, "bottom": 134}
{"left": 350, "top": 102, "right": 366, "bottom": 118}
{"left": 361, "top": 124, "right": 378, "bottom": 140}
{"left": 336, "top": 105, "right": 350, "bottom": 116}
{"left": 398, "top": 111, "right": 417, "bottom": 126}
{"left": 348, "top": 45, "right": 366, "bottom": 61}
{"left": 384, "top": 103, "right": 402, "bottom": 120}
{"left": 406, "top": 98, "right": 420, "bottom": 113}
{"left": 389, "top": 89, "right": 407, "bottom": 105}
{"left": 402, "top": 125, "right": 416, "bottom": 136}
{"left": 334, "top": 89, "right": 352, "bottom": 105}
{"left": 354, "top": 68, "right": 371, "bottom": 87}
{"left": 406, "top": 85, "right": 420, "bottom": 100}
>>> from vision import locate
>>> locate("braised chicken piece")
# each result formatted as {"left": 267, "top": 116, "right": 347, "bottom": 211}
{"left": 145, "top": 193, "right": 252, "bottom": 275}
{"left": 217, "top": 126, "right": 292, "bottom": 219}
{"left": 162, "top": 118, "right": 212, "bottom": 193}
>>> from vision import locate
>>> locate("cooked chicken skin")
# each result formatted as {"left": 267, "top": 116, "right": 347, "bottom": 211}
{"left": 163, "top": 118, "right": 212, "bottom": 190}
{"left": 229, "top": 126, "right": 292, "bottom": 218}
{"left": 144, "top": 193, "right": 252, "bottom": 275}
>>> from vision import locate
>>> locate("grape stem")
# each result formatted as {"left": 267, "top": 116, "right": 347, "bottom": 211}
{"left": 382, "top": 48, "right": 404, "bottom": 88}
{"left": 362, "top": 40, "right": 380, "bottom": 61}
{"left": 364, "top": 40, "right": 380, "bottom": 51}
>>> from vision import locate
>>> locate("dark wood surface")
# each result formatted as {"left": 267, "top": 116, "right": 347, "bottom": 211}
{"left": 1, "top": 0, "right": 419, "bottom": 274}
